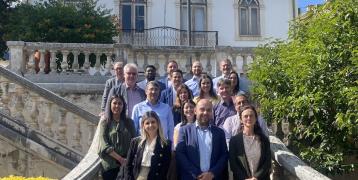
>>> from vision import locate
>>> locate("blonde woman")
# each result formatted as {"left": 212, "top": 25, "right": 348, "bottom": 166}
{"left": 124, "top": 111, "right": 171, "bottom": 180}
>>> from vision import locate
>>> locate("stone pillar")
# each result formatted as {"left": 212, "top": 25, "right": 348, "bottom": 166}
{"left": 49, "top": 51, "right": 58, "bottom": 74}
{"left": 43, "top": 101, "right": 54, "bottom": 137}
{"left": 185, "top": 53, "right": 192, "bottom": 73}
{"left": 206, "top": 53, "right": 213, "bottom": 76}
{"left": 282, "top": 119, "right": 290, "bottom": 146}
{"left": 231, "top": 53, "right": 238, "bottom": 72}
{"left": 13, "top": 85, "right": 25, "bottom": 121}
{"left": 57, "top": 108, "right": 68, "bottom": 144}
{"left": 29, "top": 92, "right": 40, "bottom": 130}
{"left": 83, "top": 51, "right": 90, "bottom": 73}
{"left": 38, "top": 50, "right": 46, "bottom": 73}
{"left": 61, "top": 50, "right": 69, "bottom": 73}
{"left": 27, "top": 50, "right": 36, "bottom": 74}
{"left": 242, "top": 54, "right": 248, "bottom": 75}
{"left": 0, "top": 77, "right": 11, "bottom": 114}
{"left": 72, "top": 115, "right": 82, "bottom": 152}
{"left": 133, "top": 51, "right": 138, "bottom": 66}
{"left": 72, "top": 51, "right": 80, "bottom": 72}
{"left": 7, "top": 41, "right": 25, "bottom": 74}
{"left": 95, "top": 52, "right": 101, "bottom": 75}
{"left": 143, "top": 53, "right": 149, "bottom": 72}
{"left": 154, "top": 54, "right": 160, "bottom": 76}
{"left": 105, "top": 52, "right": 113, "bottom": 76}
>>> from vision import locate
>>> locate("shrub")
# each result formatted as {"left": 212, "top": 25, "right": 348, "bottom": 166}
{"left": 249, "top": 0, "right": 357, "bottom": 175}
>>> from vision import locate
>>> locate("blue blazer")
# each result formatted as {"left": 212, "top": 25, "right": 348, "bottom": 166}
{"left": 160, "top": 87, "right": 174, "bottom": 107}
{"left": 176, "top": 124, "right": 228, "bottom": 180}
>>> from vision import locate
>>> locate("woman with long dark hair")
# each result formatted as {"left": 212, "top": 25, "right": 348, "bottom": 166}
{"left": 124, "top": 111, "right": 171, "bottom": 180}
{"left": 172, "top": 84, "right": 193, "bottom": 125}
{"left": 173, "top": 100, "right": 196, "bottom": 147}
{"left": 229, "top": 105, "right": 271, "bottom": 180}
{"left": 193, "top": 74, "right": 219, "bottom": 105}
{"left": 98, "top": 95, "right": 136, "bottom": 180}
{"left": 229, "top": 71, "right": 246, "bottom": 96}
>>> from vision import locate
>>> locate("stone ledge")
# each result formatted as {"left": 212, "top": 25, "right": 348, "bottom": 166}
{"left": 0, "top": 113, "right": 81, "bottom": 170}
{"left": 62, "top": 119, "right": 102, "bottom": 180}
{"left": 0, "top": 66, "right": 99, "bottom": 124}
{"left": 37, "top": 83, "right": 104, "bottom": 94}
{"left": 270, "top": 136, "right": 331, "bottom": 180}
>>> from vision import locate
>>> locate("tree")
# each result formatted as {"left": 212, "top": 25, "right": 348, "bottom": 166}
{"left": 3, "top": 0, "right": 116, "bottom": 43}
{"left": 249, "top": 0, "right": 357, "bottom": 175}
{"left": 0, "top": 0, "right": 18, "bottom": 58}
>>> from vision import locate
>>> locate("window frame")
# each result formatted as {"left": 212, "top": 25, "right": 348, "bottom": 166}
{"left": 180, "top": 0, "right": 208, "bottom": 31}
{"left": 120, "top": 0, "right": 147, "bottom": 32}
{"left": 238, "top": 0, "right": 261, "bottom": 37}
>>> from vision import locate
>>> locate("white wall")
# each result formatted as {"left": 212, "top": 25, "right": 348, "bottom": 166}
{"left": 30, "top": 0, "right": 294, "bottom": 48}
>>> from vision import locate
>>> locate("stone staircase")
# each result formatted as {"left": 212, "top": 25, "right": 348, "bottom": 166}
{"left": 0, "top": 66, "right": 100, "bottom": 179}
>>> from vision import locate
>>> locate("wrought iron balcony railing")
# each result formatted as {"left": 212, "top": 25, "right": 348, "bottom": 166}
{"left": 119, "top": 26, "right": 218, "bottom": 47}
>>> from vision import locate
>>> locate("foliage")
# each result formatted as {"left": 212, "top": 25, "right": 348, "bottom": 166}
{"left": 3, "top": 0, "right": 116, "bottom": 43}
{"left": 0, "top": 175, "right": 54, "bottom": 180}
{"left": 249, "top": 0, "right": 357, "bottom": 175}
{"left": 0, "top": 0, "right": 18, "bottom": 57}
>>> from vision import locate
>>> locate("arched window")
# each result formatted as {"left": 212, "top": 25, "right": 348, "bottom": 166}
{"left": 121, "top": 0, "right": 146, "bottom": 32}
{"left": 238, "top": 0, "right": 260, "bottom": 36}
{"left": 180, "top": 0, "right": 207, "bottom": 31}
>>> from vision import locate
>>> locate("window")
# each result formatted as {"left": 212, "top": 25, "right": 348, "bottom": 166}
{"left": 238, "top": 0, "right": 260, "bottom": 36}
{"left": 121, "top": 0, "right": 146, "bottom": 32}
{"left": 180, "top": 0, "right": 207, "bottom": 31}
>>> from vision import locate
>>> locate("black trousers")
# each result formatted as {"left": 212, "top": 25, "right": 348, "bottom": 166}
{"left": 102, "top": 167, "right": 120, "bottom": 180}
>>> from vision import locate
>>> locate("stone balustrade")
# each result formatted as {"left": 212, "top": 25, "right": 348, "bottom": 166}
{"left": 0, "top": 66, "right": 99, "bottom": 155}
{"left": 6, "top": 41, "right": 255, "bottom": 78}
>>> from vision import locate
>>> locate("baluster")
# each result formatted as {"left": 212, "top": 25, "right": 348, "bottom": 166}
{"left": 72, "top": 115, "right": 82, "bottom": 152}
{"left": 12, "top": 85, "right": 25, "bottom": 121}
{"left": 282, "top": 119, "right": 290, "bottom": 146}
{"left": 83, "top": 51, "right": 90, "bottom": 73}
{"left": 61, "top": 50, "right": 69, "bottom": 73}
{"left": 27, "top": 50, "right": 36, "bottom": 74}
{"left": 185, "top": 54, "right": 192, "bottom": 74}
{"left": 132, "top": 52, "right": 138, "bottom": 65}
{"left": 237, "top": 55, "right": 244, "bottom": 76}
{"left": 206, "top": 53, "right": 213, "bottom": 76}
{"left": 231, "top": 53, "right": 238, "bottom": 72}
{"left": 105, "top": 52, "right": 113, "bottom": 76}
{"left": 242, "top": 54, "right": 248, "bottom": 75}
{"left": 154, "top": 55, "right": 160, "bottom": 75}
{"left": 142, "top": 53, "right": 148, "bottom": 72}
{"left": 271, "top": 120, "right": 278, "bottom": 136}
{"left": 94, "top": 52, "right": 101, "bottom": 76}
{"left": 57, "top": 108, "right": 68, "bottom": 144}
{"left": 49, "top": 50, "right": 58, "bottom": 74}
{"left": 0, "top": 77, "right": 11, "bottom": 114}
{"left": 163, "top": 54, "right": 170, "bottom": 76}
{"left": 43, "top": 101, "right": 54, "bottom": 137}
{"left": 72, "top": 51, "right": 80, "bottom": 73}
{"left": 39, "top": 50, "right": 46, "bottom": 73}
{"left": 28, "top": 92, "right": 40, "bottom": 130}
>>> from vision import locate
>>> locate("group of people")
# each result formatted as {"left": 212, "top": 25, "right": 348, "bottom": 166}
{"left": 98, "top": 59, "right": 271, "bottom": 180}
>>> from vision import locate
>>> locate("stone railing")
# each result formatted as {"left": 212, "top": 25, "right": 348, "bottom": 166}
{"left": 0, "top": 66, "right": 99, "bottom": 156}
{"left": 269, "top": 121, "right": 331, "bottom": 180}
{"left": 0, "top": 111, "right": 82, "bottom": 177}
{"left": 62, "top": 119, "right": 102, "bottom": 180}
{"left": 7, "top": 41, "right": 255, "bottom": 78}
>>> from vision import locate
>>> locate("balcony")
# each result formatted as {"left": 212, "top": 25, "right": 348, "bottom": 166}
{"left": 118, "top": 26, "right": 218, "bottom": 47}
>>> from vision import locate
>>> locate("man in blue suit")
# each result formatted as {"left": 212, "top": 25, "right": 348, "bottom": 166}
{"left": 159, "top": 69, "right": 183, "bottom": 107}
{"left": 176, "top": 99, "right": 228, "bottom": 180}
